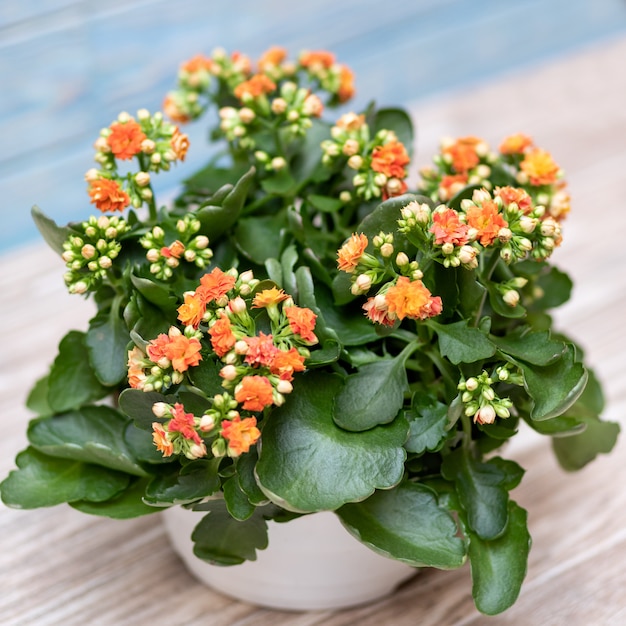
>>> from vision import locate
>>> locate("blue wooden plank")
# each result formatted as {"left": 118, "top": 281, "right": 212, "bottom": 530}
{"left": 2, "top": 0, "right": 626, "bottom": 252}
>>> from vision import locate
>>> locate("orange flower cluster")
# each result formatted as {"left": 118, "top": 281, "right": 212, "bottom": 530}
{"left": 233, "top": 74, "right": 277, "bottom": 100}
{"left": 107, "top": 120, "right": 146, "bottom": 160}
{"left": 337, "top": 233, "right": 368, "bottom": 273}
{"left": 430, "top": 208, "right": 470, "bottom": 246}
{"left": 88, "top": 178, "right": 130, "bottom": 213}
{"left": 371, "top": 141, "right": 411, "bottom": 179}
{"left": 220, "top": 415, "right": 261, "bottom": 455}
{"left": 466, "top": 200, "right": 508, "bottom": 247}
{"left": 178, "top": 267, "right": 237, "bottom": 328}
{"left": 520, "top": 149, "right": 560, "bottom": 186}
{"left": 442, "top": 136, "right": 484, "bottom": 174}
{"left": 146, "top": 327, "right": 202, "bottom": 373}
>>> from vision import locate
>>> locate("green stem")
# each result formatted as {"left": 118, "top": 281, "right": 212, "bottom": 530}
{"left": 473, "top": 249, "right": 501, "bottom": 326}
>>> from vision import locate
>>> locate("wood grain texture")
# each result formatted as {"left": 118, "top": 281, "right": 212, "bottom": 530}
{"left": 1, "top": 34, "right": 626, "bottom": 626}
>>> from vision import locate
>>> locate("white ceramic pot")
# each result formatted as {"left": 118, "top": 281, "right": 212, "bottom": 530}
{"left": 163, "top": 506, "right": 417, "bottom": 611}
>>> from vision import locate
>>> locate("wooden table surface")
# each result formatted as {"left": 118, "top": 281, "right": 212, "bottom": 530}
{"left": 1, "top": 35, "right": 625, "bottom": 626}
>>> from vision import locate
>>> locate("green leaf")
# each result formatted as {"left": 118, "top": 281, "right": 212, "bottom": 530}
{"left": 430, "top": 320, "right": 496, "bottom": 365}
{"left": 187, "top": 356, "right": 225, "bottom": 399}
{"left": 280, "top": 244, "right": 299, "bottom": 299}
{"left": 492, "top": 329, "right": 565, "bottom": 366}
{"left": 552, "top": 415, "right": 620, "bottom": 471}
{"left": 234, "top": 213, "right": 286, "bottom": 265}
{"left": 333, "top": 352, "right": 409, "bottom": 431}
{"left": 0, "top": 447, "right": 129, "bottom": 508}
{"left": 514, "top": 345, "right": 588, "bottom": 420}
{"left": 534, "top": 266, "right": 573, "bottom": 310}
{"left": 71, "top": 478, "right": 159, "bottom": 518}
{"left": 256, "top": 371, "right": 408, "bottom": 512}
{"left": 118, "top": 388, "right": 169, "bottom": 430}
{"left": 223, "top": 475, "right": 256, "bottom": 521}
{"left": 27, "top": 405, "right": 148, "bottom": 476}
{"left": 372, "top": 108, "right": 414, "bottom": 156}
{"left": 307, "top": 194, "right": 343, "bottom": 213}
{"left": 144, "top": 460, "right": 221, "bottom": 506}
{"left": 524, "top": 414, "right": 586, "bottom": 437}
{"left": 487, "top": 283, "right": 526, "bottom": 318}
{"left": 26, "top": 374, "right": 53, "bottom": 417}
{"left": 260, "top": 168, "right": 297, "bottom": 195}
{"left": 192, "top": 499, "right": 268, "bottom": 565}
{"left": 86, "top": 307, "right": 131, "bottom": 386}
{"left": 129, "top": 273, "right": 178, "bottom": 309}
{"left": 31, "top": 205, "right": 71, "bottom": 255}
{"left": 441, "top": 450, "right": 510, "bottom": 540}
{"left": 196, "top": 167, "right": 256, "bottom": 240}
{"left": 338, "top": 482, "right": 466, "bottom": 569}
{"left": 404, "top": 394, "right": 450, "bottom": 454}
{"left": 48, "top": 331, "right": 109, "bottom": 412}
{"left": 469, "top": 501, "right": 531, "bottom": 615}
{"left": 456, "top": 268, "right": 486, "bottom": 318}
{"left": 236, "top": 449, "right": 268, "bottom": 506}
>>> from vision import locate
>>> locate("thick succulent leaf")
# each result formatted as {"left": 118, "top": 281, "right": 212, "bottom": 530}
{"left": 372, "top": 108, "right": 414, "bottom": 156}
{"left": 191, "top": 499, "right": 268, "bottom": 565}
{"left": 118, "top": 388, "right": 169, "bottom": 429}
{"left": 430, "top": 320, "right": 496, "bottom": 365}
{"left": 552, "top": 415, "right": 620, "bottom": 471}
{"left": 491, "top": 329, "right": 565, "bottom": 366}
{"left": 337, "top": 482, "right": 466, "bottom": 569}
{"left": 469, "top": 501, "right": 531, "bottom": 615}
{"left": 234, "top": 213, "right": 286, "bottom": 265}
{"left": 514, "top": 345, "right": 588, "bottom": 420}
{"left": 71, "top": 478, "right": 159, "bottom": 518}
{"left": 0, "top": 447, "right": 129, "bottom": 508}
{"left": 27, "top": 405, "right": 148, "bottom": 476}
{"left": 31, "top": 205, "right": 71, "bottom": 255}
{"left": 333, "top": 354, "right": 408, "bottom": 431}
{"left": 404, "top": 393, "right": 450, "bottom": 454}
{"left": 86, "top": 306, "right": 131, "bottom": 386}
{"left": 47, "top": 331, "right": 109, "bottom": 412}
{"left": 223, "top": 475, "right": 257, "bottom": 521}
{"left": 256, "top": 371, "right": 408, "bottom": 512}
{"left": 441, "top": 450, "right": 511, "bottom": 540}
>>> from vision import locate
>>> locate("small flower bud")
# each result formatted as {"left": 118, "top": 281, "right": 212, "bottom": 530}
{"left": 347, "top": 155, "right": 363, "bottom": 170}
{"left": 152, "top": 402, "right": 169, "bottom": 418}
{"left": 465, "top": 377, "right": 478, "bottom": 391}
{"left": 271, "top": 156, "right": 287, "bottom": 171}
{"left": 276, "top": 379, "right": 293, "bottom": 394}
{"left": 502, "top": 290, "right": 520, "bottom": 307}
{"left": 135, "top": 171, "right": 151, "bottom": 187}
{"left": 271, "top": 98, "right": 288, "bottom": 114}
{"left": 395, "top": 252, "right": 409, "bottom": 267}
{"left": 220, "top": 365, "right": 238, "bottom": 381}
{"left": 474, "top": 405, "right": 496, "bottom": 425}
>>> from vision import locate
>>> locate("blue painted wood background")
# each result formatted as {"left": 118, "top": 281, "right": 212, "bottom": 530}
{"left": 2, "top": 0, "right": 626, "bottom": 252}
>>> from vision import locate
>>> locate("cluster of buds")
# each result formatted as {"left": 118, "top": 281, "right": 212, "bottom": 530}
{"left": 458, "top": 371, "right": 514, "bottom": 426}
{"left": 88, "top": 110, "right": 189, "bottom": 213}
{"left": 322, "top": 113, "right": 410, "bottom": 201}
{"left": 139, "top": 215, "right": 213, "bottom": 280}
{"left": 336, "top": 232, "right": 442, "bottom": 327}
{"left": 61, "top": 215, "right": 129, "bottom": 294}
{"left": 297, "top": 49, "right": 355, "bottom": 104}
{"left": 128, "top": 267, "right": 319, "bottom": 459}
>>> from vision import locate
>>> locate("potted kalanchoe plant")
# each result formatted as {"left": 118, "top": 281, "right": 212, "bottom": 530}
{"left": 1, "top": 46, "right": 619, "bottom": 615}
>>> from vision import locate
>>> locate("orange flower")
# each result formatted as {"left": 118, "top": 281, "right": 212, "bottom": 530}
{"left": 252, "top": 287, "right": 289, "bottom": 309}
{"left": 160, "top": 240, "right": 185, "bottom": 259}
{"left": 88, "top": 178, "right": 130, "bottom": 213}
{"left": 163, "top": 333, "right": 202, "bottom": 372}
{"left": 178, "top": 292, "right": 206, "bottom": 328}
{"left": 106, "top": 120, "right": 146, "bottom": 160}
{"left": 495, "top": 186, "right": 533, "bottom": 213}
{"left": 438, "top": 174, "right": 468, "bottom": 201}
{"left": 170, "top": 127, "right": 189, "bottom": 161}
{"left": 233, "top": 74, "right": 276, "bottom": 100}
{"left": 337, "top": 233, "right": 368, "bottom": 273}
{"left": 520, "top": 149, "right": 560, "bottom": 186}
{"left": 197, "top": 267, "right": 236, "bottom": 303}
{"left": 443, "top": 136, "right": 483, "bottom": 174}
{"left": 337, "top": 65, "right": 355, "bottom": 102}
{"left": 465, "top": 200, "right": 508, "bottom": 246}
{"left": 371, "top": 141, "right": 410, "bottom": 179}
{"left": 180, "top": 54, "right": 214, "bottom": 74}
{"left": 127, "top": 346, "right": 147, "bottom": 389}
{"left": 220, "top": 415, "right": 261, "bottom": 456}
{"left": 499, "top": 133, "right": 533, "bottom": 155}
{"left": 299, "top": 50, "right": 335, "bottom": 70}
{"left": 231, "top": 51, "right": 253, "bottom": 75}
{"left": 244, "top": 332, "right": 279, "bottom": 367}
{"left": 152, "top": 422, "right": 174, "bottom": 456}
{"left": 208, "top": 314, "right": 237, "bottom": 357}
{"left": 363, "top": 296, "right": 395, "bottom": 327}
{"left": 163, "top": 93, "right": 190, "bottom": 124}
{"left": 430, "top": 208, "right": 470, "bottom": 246}
{"left": 284, "top": 306, "right": 318, "bottom": 344}
{"left": 146, "top": 333, "right": 171, "bottom": 364}
{"left": 385, "top": 277, "right": 442, "bottom": 321}
{"left": 168, "top": 403, "right": 202, "bottom": 444}
{"left": 258, "top": 46, "right": 287, "bottom": 71}
{"left": 269, "top": 347, "right": 306, "bottom": 381}
{"left": 235, "top": 375, "right": 275, "bottom": 412}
